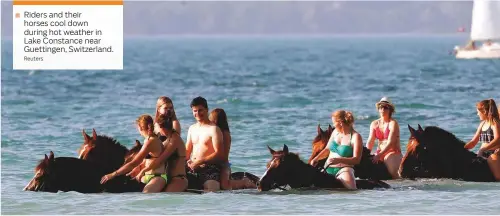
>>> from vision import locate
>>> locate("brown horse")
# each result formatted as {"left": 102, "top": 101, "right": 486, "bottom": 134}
{"left": 399, "top": 124, "right": 496, "bottom": 182}
{"left": 258, "top": 144, "right": 391, "bottom": 191}
{"left": 308, "top": 124, "right": 392, "bottom": 180}
{"left": 24, "top": 151, "right": 145, "bottom": 193}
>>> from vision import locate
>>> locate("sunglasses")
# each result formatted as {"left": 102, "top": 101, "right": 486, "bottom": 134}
{"left": 378, "top": 105, "right": 390, "bottom": 110}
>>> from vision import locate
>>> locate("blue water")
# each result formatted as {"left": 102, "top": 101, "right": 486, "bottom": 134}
{"left": 2, "top": 36, "right": 500, "bottom": 214}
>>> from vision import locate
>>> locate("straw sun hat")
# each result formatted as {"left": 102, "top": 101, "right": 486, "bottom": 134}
{"left": 375, "top": 97, "right": 395, "bottom": 112}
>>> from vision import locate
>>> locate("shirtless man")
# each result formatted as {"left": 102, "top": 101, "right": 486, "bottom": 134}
{"left": 185, "top": 96, "right": 224, "bottom": 191}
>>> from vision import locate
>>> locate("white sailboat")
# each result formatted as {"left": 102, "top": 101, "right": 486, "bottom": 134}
{"left": 454, "top": 0, "right": 500, "bottom": 59}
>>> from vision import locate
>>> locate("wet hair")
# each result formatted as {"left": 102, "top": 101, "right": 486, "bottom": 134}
{"left": 155, "top": 96, "right": 177, "bottom": 123}
{"left": 136, "top": 114, "right": 155, "bottom": 135}
{"left": 190, "top": 96, "right": 208, "bottom": 109}
{"left": 332, "top": 110, "right": 355, "bottom": 127}
{"left": 156, "top": 114, "right": 174, "bottom": 131}
{"left": 477, "top": 98, "right": 500, "bottom": 125}
{"left": 209, "top": 108, "right": 230, "bottom": 133}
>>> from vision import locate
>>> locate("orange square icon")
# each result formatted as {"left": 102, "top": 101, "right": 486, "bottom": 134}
{"left": 15, "top": 13, "right": 20, "bottom": 18}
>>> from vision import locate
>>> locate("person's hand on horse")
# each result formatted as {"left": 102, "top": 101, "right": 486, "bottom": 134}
{"left": 477, "top": 148, "right": 487, "bottom": 159}
{"left": 310, "top": 158, "right": 318, "bottom": 167}
{"left": 125, "top": 166, "right": 143, "bottom": 181}
{"left": 100, "top": 171, "right": 116, "bottom": 184}
{"left": 134, "top": 169, "right": 145, "bottom": 182}
{"left": 327, "top": 157, "right": 339, "bottom": 165}
{"left": 372, "top": 154, "right": 382, "bottom": 163}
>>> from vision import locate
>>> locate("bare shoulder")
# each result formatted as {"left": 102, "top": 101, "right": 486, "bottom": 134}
{"left": 371, "top": 119, "right": 379, "bottom": 128}
{"left": 172, "top": 133, "right": 185, "bottom": 146}
{"left": 390, "top": 119, "right": 400, "bottom": 127}
{"left": 354, "top": 132, "right": 363, "bottom": 140}
{"left": 210, "top": 123, "right": 222, "bottom": 134}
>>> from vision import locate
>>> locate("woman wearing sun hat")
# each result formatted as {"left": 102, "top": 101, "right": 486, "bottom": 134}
{"left": 366, "top": 97, "right": 403, "bottom": 179}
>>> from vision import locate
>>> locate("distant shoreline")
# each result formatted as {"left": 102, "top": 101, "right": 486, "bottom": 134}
{"left": 1, "top": 33, "right": 471, "bottom": 41}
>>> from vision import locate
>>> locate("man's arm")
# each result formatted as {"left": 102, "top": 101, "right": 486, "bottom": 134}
{"left": 199, "top": 126, "right": 224, "bottom": 164}
{"left": 185, "top": 125, "right": 193, "bottom": 160}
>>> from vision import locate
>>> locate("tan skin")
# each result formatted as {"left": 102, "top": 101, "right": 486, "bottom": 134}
{"left": 310, "top": 117, "right": 363, "bottom": 190}
{"left": 464, "top": 109, "right": 500, "bottom": 181}
{"left": 185, "top": 105, "right": 224, "bottom": 191}
{"left": 101, "top": 125, "right": 166, "bottom": 193}
{"left": 219, "top": 130, "right": 232, "bottom": 190}
{"left": 130, "top": 127, "right": 188, "bottom": 192}
{"left": 366, "top": 105, "right": 403, "bottom": 179}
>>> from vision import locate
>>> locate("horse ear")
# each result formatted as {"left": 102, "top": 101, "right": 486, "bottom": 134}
{"left": 317, "top": 124, "right": 322, "bottom": 134}
{"left": 283, "top": 144, "right": 289, "bottom": 154}
{"left": 82, "top": 129, "right": 91, "bottom": 142}
{"left": 408, "top": 124, "right": 417, "bottom": 137}
{"left": 418, "top": 124, "right": 424, "bottom": 132}
{"left": 92, "top": 128, "right": 98, "bottom": 140}
{"left": 328, "top": 124, "right": 333, "bottom": 132}
{"left": 267, "top": 145, "right": 276, "bottom": 155}
{"left": 49, "top": 151, "right": 54, "bottom": 161}
{"left": 43, "top": 154, "right": 49, "bottom": 165}
{"left": 135, "top": 140, "right": 141, "bottom": 147}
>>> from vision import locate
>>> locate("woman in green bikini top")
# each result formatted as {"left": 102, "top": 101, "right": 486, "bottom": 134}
{"left": 310, "top": 110, "right": 363, "bottom": 190}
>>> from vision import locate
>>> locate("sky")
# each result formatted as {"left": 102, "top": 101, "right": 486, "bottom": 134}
{"left": 1, "top": 1, "right": 475, "bottom": 36}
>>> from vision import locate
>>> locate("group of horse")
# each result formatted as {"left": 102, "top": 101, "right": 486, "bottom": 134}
{"left": 24, "top": 123, "right": 498, "bottom": 194}
{"left": 258, "top": 123, "right": 497, "bottom": 192}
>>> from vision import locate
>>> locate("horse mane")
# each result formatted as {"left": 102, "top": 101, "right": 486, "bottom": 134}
{"left": 124, "top": 140, "right": 143, "bottom": 162}
{"left": 94, "top": 135, "right": 129, "bottom": 153}
{"left": 423, "top": 126, "right": 466, "bottom": 147}
{"left": 35, "top": 159, "right": 48, "bottom": 172}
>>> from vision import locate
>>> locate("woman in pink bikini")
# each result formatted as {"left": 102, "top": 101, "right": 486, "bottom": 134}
{"left": 366, "top": 97, "right": 402, "bottom": 179}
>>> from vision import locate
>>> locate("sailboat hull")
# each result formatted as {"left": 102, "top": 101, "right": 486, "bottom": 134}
{"left": 455, "top": 48, "right": 500, "bottom": 59}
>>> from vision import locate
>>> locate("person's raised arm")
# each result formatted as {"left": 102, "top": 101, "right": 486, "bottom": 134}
{"left": 366, "top": 121, "right": 377, "bottom": 152}
{"left": 465, "top": 122, "right": 484, "bottom": 149}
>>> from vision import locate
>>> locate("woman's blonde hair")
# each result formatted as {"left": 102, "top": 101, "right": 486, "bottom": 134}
{"left": 155, "top": 96, "right": 177, "bottom": 123}
{"left": 332, "top": 110, "right": 355, "bottom": 127}
{"left": 477, "top": 98, "right": 500, "bottom": 125}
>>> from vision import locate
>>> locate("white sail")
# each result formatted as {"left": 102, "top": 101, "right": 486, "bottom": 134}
{"left": 470, "top": 0, "right": 500, "bottom": 40}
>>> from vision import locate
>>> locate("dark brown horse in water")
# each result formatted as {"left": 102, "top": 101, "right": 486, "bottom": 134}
{"left": 308, "top": 124, "right": 392, "bottom": 180}
{"left": 258, "top": 144, "right": 391, "bottom": 191}
{"left": 23, "top": 151, "right": 145, "bottom": 193}
{"left": 399, "top": 124, "right": 496, "bottom": 182}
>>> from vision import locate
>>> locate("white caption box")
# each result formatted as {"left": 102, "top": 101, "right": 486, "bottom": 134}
{"left": 13, "top": 5, "right": 123, "bottom": 70}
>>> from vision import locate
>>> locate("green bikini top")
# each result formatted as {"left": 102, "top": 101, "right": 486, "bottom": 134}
{"left": 329, "top": 132, "right": 354, "bottom": 157}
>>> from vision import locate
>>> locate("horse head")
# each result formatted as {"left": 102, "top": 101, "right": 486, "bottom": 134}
{"left": 307, "top": 124, "right": 333, "bottom": 167}
{"left": 400, "top": 124, "right": 445, "bottom": 179}
{"left": 258, "top": 144, "right": 305, "bottom": 191}
{"left": 24, "top": 151, "right": 58, "bottom": 192}
{"left": 78, "top": 129, "right": 129, "bottom": 172}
